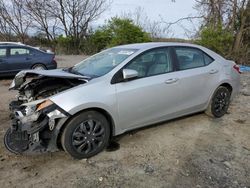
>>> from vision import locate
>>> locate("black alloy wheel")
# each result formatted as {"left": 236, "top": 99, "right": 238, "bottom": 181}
{"left": 72, "top": 119, "right": 105, "bottom": 154}
{"left": 61, "top": 111, "right": 110, "bottom": 159}
{"left": 210, "top": 86, "right": 231, "bottom": 117}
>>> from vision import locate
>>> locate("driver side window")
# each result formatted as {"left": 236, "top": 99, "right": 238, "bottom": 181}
{"left": 125, "top": 48, "right": 173, "bottom": 78}
{"left": 0, "top": 48, "right": 7, "bottom": 57}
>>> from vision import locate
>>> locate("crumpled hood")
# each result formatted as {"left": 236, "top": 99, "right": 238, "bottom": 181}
{"left": 9, "top": 69, "right": 89, "bottom": 90}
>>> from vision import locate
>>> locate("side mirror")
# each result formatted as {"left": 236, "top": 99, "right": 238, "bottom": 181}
{"left": 122, "top": 69, "right": 138, "bottom": 80}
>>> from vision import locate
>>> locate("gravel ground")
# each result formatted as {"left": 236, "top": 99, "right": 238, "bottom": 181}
{"left": 0, "top": 56, "right": 249, "bottom": 188}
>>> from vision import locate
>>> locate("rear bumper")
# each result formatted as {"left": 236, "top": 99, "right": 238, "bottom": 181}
{"left": 46, "top": 61, "right": 57, "bottom": 70}
{"left": 230, "top": 76, "right": 240, "bottom": 100}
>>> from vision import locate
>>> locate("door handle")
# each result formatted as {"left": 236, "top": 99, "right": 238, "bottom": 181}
{"left": 26, "top": 57, "right": 31, "bottom": 60}
{"left": 209, "top": 69, "right": 218, "bottom": 74}
{"left": 165, "top": 78, "right": 179, "bottom": 84}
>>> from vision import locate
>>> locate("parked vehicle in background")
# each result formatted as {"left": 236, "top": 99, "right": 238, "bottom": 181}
{"left": 0, "top": 42, "right": 57, "bottom": 76}
{"left": 4, "top": 42, "right": 240, "bottom": 159}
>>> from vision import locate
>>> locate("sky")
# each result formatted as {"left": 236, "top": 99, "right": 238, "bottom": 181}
{"left": 93, "top": 0, "right": 200, "bottom": 39}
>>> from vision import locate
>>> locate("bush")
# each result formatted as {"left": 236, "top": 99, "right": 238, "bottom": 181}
{"left": 83, "top": 29, "right": 112, "bottom": 54}
{"left": 56, "top": 35, "right": 80, "bottom": 55}
{"left": 87, "top": 17, "right": 151, "bottom": 53}
{"left": 196, "top": 25, "right": 234, "bottom": 57}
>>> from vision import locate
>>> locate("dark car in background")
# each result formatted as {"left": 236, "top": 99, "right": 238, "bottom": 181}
{"left": 0, "top": 42, "right": 57, "bottom": 76}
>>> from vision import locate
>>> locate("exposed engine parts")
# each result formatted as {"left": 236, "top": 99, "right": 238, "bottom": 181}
{"left": 18, "top": 77, "right": 85, "bottom": 102}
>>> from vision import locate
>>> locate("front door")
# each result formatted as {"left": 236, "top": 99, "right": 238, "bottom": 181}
{"left": 115, "top": 47, "right": 181, "bottom": 131}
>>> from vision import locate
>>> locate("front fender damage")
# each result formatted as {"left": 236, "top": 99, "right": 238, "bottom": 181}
{"left": 5, "top": 69, "right": 88, "bottom": 155}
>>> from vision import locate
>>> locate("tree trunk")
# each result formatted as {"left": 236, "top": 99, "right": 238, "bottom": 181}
{"left": 232, "top": 1, "right": 249, "bottom": 53}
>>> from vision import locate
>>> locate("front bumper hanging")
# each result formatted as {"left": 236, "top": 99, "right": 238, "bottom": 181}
{"left": 5, "top": 100, "right": 68, "bottom": 155}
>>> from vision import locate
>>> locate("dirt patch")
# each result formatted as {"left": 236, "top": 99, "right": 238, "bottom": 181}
{"left": 0, "top": 58, "right": 249, "bottom": 187}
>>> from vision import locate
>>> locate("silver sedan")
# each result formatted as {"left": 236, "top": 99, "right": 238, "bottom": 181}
{"left": 5, "top": 42, "right": 240, "bottom": 159}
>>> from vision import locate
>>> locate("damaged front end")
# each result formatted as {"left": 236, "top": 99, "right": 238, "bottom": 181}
{"left": 5, "top": 99, "right": 68, "bottom": 154}
{"left": 4, "top": 69, "right": 88, "bottom": 155}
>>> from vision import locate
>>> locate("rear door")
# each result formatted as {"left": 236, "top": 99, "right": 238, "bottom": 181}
{"left": 172, "top": 46, "right": 217, "bottom": 112}
{"left": 5, "top": 47, "right": 33, "bottom": 72}
{"left": 114, "top": 47, "right": 182, "bottom": 131}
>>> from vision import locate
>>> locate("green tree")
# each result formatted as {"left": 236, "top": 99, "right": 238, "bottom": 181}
{"left": 89, "top": 17, "right": 151, "bottom": 53}
{"left": 196, "top": 25, "right": 234, "bottom": 57}
{"left": 87, "top": 28, "right": 112, "bottom": 53}
{"left": 107, "top": 17, "right": 151, "bottom": 46}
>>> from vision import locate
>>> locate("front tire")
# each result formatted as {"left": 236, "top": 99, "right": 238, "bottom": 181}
{"left": 61, "top": 111, "right": 110, "bottom": 159}
{"left": 205, "top": 86, "right": 231, "bottom": 118}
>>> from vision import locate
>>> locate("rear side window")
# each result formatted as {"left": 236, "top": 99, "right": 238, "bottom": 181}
{"left": 10, "top": 48, "right": 30, "bottom": 56}
{"left": 0, "top": 48, "right": 7, "bottom": 57}
{"left": 174, "top": 47, "right": 213, "bottom": 70}
{"left": 204, "top": 53, "right": 214, "bottom": 65}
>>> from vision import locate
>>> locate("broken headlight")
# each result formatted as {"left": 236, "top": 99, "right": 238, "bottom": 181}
{"left": 36, "top": 100, "right": 67, "bottom": 130}
{"left": 36, "top": 99, "right": 54, "bottom": 111}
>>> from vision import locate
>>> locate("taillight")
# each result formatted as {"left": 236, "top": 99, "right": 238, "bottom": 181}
{"left": 233, "top": 65, "right": 241, "bottom": 74}
{"left": 52, "top": 55, "right": 56, "bottom": 63}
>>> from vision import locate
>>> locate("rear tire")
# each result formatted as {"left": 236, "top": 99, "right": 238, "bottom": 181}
{"left": 32, "top": 64, "right": 46, "bottom": 70}
{"left": 205, "top": 86, "right": 231, "bottom": 118}
{"left": 61, "top": 111, "right": 110, "bottom": 159}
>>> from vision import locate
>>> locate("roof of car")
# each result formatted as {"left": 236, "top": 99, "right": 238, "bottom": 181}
{"left": 114, "top": 42, "right": 203, "bottom": 50}
{"left": 0, "top": 42, "right": 25, "bottom": 46}
{"left": 0, "top": 42, "right": 53, "bottom": 54}
{"left": 113, "top": 42, "right": 225, "bottom": 61}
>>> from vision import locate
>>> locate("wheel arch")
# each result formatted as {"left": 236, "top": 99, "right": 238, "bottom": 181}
{"left": 219, "top": 82, "right": 233, "bottom": 93}
{"left": 205, "top": 83, "right": 232, "bottom": 117}
{"left": 205, "top": 82, "right": 233, "bottom": 109}
{"left": 85, "top": 107, "right": 116, "bottom": 137}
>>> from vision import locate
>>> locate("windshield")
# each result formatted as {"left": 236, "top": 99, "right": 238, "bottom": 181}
{"left": 71, "top": 48, "right": 137, "bottom": 77}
